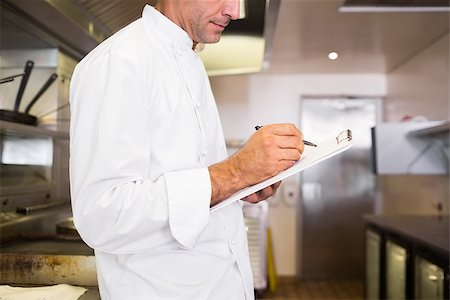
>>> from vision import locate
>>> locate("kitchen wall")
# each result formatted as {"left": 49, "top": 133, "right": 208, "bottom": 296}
{"left": 385, "top": 33, "right": 449, "bottom": 122}
{"left": 378, "top": 33, "right": 450, "bottom": 216}
{"left": 210, "top": 74, "right": 385, "bottom": 275}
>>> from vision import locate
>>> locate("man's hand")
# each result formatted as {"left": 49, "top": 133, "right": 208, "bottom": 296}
{"left": 231, "top": 124, "right": 303, "bottom": 186}
{"left": 209, "top": 124, "right": 304, "bottom": 206}
{"left": 241, "top": 181, "right": 281, "bottom": 204}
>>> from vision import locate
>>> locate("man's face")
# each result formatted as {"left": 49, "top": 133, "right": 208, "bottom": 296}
{"left": 177, "top": 0, "right": 240, "bottom": 44}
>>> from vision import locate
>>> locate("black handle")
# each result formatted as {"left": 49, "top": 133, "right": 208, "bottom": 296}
{"left": 0, "top": 73, "right": 24, "bottom": 85}
{"left": 24, "top": 73, "right": 58, "bottom": 114}
{"left": 13, "top": 60, "right": 34, "bottom": 112}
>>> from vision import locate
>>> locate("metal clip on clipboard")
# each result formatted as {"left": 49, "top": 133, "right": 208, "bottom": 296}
{"left": 336, "top": 129, "right": 352, "bottom": 144}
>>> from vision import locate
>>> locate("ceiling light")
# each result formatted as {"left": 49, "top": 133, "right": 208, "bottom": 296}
{"left": 328, "top": 52, "right": 339, "bottom": 60}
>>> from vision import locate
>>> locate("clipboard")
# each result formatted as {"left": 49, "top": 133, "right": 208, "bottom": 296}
{"left": 211, "top": 129, "right": 353, "bottom": 212}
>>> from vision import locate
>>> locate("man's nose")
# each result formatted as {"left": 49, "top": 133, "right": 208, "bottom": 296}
{"left": 223, "top": 0, "right": 240, "bottom": 20}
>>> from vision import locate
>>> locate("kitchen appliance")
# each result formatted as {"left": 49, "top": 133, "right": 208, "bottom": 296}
{"left": 0, "top": 116, "right": 72, "bottom": 236}
{"left": 0, "top": 120, "right": 98, "bottom": 297}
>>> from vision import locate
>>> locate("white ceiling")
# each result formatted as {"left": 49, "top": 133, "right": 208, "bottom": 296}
{"left": 267, "top": 0, "right": 449, "bottom": 74}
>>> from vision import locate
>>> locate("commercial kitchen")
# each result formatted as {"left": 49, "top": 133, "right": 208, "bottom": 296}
{"left": 0, "top": 0, "right": 448, "bottom": 299}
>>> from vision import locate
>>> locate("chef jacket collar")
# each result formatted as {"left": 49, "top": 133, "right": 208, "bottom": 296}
{"left": 143, "top": 5, "right": 194, "bottom": 51}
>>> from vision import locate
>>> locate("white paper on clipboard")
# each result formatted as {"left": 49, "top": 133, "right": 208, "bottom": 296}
{"left": 211, "top": 129, "right": 353, "bottom": 212}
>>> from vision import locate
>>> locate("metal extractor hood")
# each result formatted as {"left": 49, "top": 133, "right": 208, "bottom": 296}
{"left": 340, "top": 0, "right": 450, "bottom": 12}
{"left": 1, "top": 0, "right": 280, "bottom": 75}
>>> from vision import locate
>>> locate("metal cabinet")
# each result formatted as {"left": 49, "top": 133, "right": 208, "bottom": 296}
{"left": 385, "top": 240, "right": 407, "bottom": 299}
{"left": 364, "top": 218, "right": 449, "bottom": 300}
{"left": 415, "top": 256, "right": 445, "bottom": 299}
{"left": 365, "top": 230, "right": 380, "bottom": 300}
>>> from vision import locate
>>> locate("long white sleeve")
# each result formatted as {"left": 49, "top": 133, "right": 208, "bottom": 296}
{"left": 70, "top": 46, "right": 211, "bottom": 253}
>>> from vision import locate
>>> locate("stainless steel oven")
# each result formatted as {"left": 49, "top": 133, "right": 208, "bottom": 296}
{"left": 0, "top": 118, "right": 74, "bottom": 240}
{"left": 0, "top": 120, "right": 70, "bottom": 230}
{"left": 0, "top": 120, "right": 99, "bottom": 298}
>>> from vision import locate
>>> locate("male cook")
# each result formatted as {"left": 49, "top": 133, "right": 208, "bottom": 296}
{"left": 70, "top": 0, "right": 304, "bottom": 299}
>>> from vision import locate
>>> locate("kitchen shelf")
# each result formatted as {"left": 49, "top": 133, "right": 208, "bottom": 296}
{"left": 407, "top": 121, "right": 449, "bottom": 137}
{"left": 0, "top": 120, "right": 68, "bottom": 139}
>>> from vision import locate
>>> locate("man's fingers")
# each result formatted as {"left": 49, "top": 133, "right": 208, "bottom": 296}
{"left": 273, "top": 135, "right": 304, "bottom": 153}
{"left": 243, "top": 186, "right": 273, "bottom": 203}
{"left": 257, "top": 186, "right": 273, "bottom": 200}
{"left": 243, "top": 193, "right": 259, "bottom": 203}
{"left": 270, "top": 124, "right": 302, "bottom": 138}
{"left": 271, "top": 181, "right": 282, "bottom": 191}
{"left": 242, "top": 181, "right": 282, "bottom": 204}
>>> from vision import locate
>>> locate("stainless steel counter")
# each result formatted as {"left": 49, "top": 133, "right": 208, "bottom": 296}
{"left": 0, "top": 204, "right": 99, "bottom": 298}
{"left": 80, "top": 288, "right": 100, "bottom": 300}
{"left": 364, "top": 215, "right": 449, "bottom": 256}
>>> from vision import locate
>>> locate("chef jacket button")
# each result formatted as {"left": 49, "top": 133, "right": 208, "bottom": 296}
{"left": 201, "top": 150, "right": 208, "bottom": 156}
{"left": 220, "top": 144, "right": 225, "bottom": 150}
{"left": 195, "top": 102, "right": 201, "bottom": 108}
{"left": 231, "top": 240, "right": 237, "bottom": 245}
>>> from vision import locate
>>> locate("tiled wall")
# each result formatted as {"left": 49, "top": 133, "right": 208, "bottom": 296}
{"left": 385, "top": 34, "right": 449, "bottom": 122}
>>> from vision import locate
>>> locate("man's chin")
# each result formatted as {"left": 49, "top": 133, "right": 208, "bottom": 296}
{"left": 199, "top": 32, "right": 223, "bottom": 44}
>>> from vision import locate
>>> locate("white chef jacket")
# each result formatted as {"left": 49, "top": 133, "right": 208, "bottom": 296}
{"left": 69, "top": 5, "right": 254, "bottom": 300}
